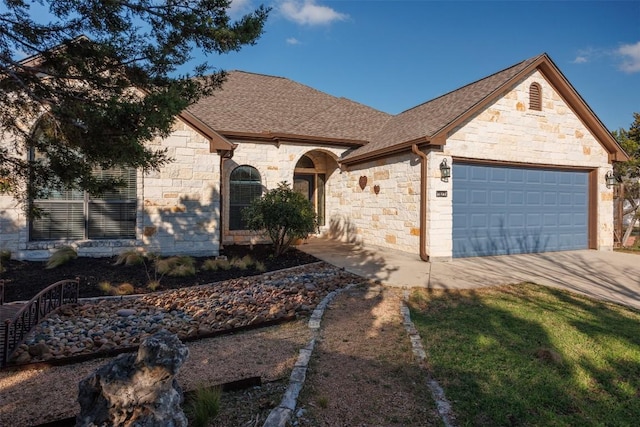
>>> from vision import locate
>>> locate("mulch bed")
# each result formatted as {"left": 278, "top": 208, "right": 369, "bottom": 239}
{"left": 1, "top": 244, "right": 319, "bottom": 302}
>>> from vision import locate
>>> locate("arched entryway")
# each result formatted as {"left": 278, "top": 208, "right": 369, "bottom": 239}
{"left": 293, "top": 151, "right": 338, "bottom": 227}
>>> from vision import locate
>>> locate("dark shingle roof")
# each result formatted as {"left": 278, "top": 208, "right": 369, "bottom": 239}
{"left": 185, "top": 54, "right": 627, "bottom": 163}
{"left": 187, "top": 71, "right": 391, "bottom": 143}
{"left": 343, "top": 54, "right": 544, "bottom": 161}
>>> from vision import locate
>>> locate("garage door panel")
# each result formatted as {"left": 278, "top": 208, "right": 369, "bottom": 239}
{"left": 453, "top": 163, "right": 588, "bottom": 258}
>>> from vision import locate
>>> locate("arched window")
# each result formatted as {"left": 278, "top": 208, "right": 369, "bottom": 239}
{"left": 529, "top": 82, "right": 542, "bottom": 111}
{"left": 29, "top": 119, "right": 136, "bottom": 240}
{"left": 229, "top": 165, "right": 262, "bottom": 230}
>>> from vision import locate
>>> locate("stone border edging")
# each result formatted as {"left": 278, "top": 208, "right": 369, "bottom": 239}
{"left": 401, "top": 290, "right": 457, "bottom": 427}
{"left": 262, "top": 283, "right": 357, "bottom": 427}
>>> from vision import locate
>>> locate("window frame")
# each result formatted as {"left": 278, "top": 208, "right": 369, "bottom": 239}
{"left": 228, "top": 165, "right": 262, "bottom": 231}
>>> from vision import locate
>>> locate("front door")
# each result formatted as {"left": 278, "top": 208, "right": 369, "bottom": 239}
{"left": 294, "top": 173, "right": 325, "bottom": 225}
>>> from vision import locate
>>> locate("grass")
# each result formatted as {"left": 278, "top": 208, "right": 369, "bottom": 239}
{"left": 408, "top": 283, "right": 640, "bottom": 426}
{"left": 45, "top": 246, "right": 77, "bottom": 269}
{"left": 185, "top": 385, "right": 221, "bottom": 427}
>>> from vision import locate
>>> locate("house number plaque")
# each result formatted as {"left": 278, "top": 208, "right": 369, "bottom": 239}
{"left": 436, "top": 191, "right": 448, "bottom": 197}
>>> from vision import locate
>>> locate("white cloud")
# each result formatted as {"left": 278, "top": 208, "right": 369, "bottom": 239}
{"left": 617, "top": 41, "right": 640, "bottom": 73}
{"left": 280, "top": 0, "right": 348, "bottom": 26}
{"left": 286, "top": 37, "right": 301, "bottom": 45}
{"left": 228, "top": 0, "right": 254, "bottom": 19}
{"left": 572, "top": 56, "right": 588, "bottom": 64}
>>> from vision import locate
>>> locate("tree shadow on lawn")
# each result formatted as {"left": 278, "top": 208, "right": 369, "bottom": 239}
{"left": 408, "top": 284, "right": 640, "bottom": 426}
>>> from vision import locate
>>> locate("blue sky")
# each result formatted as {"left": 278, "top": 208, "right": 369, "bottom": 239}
{"left": 203, "top": 0, "right": 640, "bottom": 132}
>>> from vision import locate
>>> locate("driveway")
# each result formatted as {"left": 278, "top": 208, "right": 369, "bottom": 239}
{"left": 298, "top": 237, "right": 640, "bottom": 311}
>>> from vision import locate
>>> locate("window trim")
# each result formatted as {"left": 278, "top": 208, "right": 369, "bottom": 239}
{"left": 228, "top": 165, "right": 262, "bottom": 231}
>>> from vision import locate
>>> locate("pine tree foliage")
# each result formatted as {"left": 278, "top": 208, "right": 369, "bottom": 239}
{"left": 0, "top": 0, "right": 269, "bottom": 209}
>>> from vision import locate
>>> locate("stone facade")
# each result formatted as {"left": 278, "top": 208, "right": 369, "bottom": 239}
{"left": 326, "top": 152, "right": 421, "bottom": 253}
{"left": 0, "top": 118, "right": 225, "bottom": 260}
{"left": 432, "top": 70, "right": 613, "bottom": 259}
{"left": 221, "top": 141, "right": 344, "bottom": 245}
{"left": 0, "top": 67, "right": 619, "bottom": 262}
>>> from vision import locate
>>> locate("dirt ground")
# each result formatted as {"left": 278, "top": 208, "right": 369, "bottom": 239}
{"left": 295, "top": 284, "right": 442, "bottom": 426}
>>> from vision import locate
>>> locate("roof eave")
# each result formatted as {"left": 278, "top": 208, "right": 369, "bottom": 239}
{"left": 341, "top": 136, "right": 446, "bottom": 166}
{"left": 219, "top": 130, "right": 368, "bottom": 147}
{"left": 177, "top": 111, "right": 235, "bottom": 152}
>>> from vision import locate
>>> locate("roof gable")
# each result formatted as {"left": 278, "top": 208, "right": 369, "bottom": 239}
{"left": 343, "top": 53, "right": 627, "bottom": 163}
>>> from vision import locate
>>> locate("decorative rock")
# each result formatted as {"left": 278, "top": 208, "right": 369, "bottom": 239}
{"left": 76, "top": 331, "right": 189, "bottom": 427}
{"left": 116, "top": 308, "right": 136, "bottom": 317}
{"left": 28, "top": 342, "right": 51, "bottom": 357}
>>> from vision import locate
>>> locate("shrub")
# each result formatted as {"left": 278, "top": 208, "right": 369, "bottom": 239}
{"left": 98, "top": 281, "right": 114, "bottom": 295}
{"left": 241, "top": 254, "right": 255, "bottom": 268}
{"left": 254, "top": 260, "right": 266, "bottom": 272}
{"left": 185, "top": 385, "right": 221, "bottom": 427}
{"left": 156, "top": 256, "right": 196, "bottom": 277}
{"left": 114, "top": 250, "right": 145, "bottom": 266}
{"left": 230, "top": 257, "right": 248, "bottom": 270}
{"left": 115, "top": 283, "right": 135, "bottom": 295}
{"left": 46, "top": 246, "right": 77, "bottom": 269}
{"left": 98, "top": 281, "right": 135, "bottom": 296}
{"left": 0, "top": 249, "right": 9, "bottom": 274}
{"left": 243, "top": 181, "right": 317, "bottom": 257}
{"left": 216, "top": 258, "right": 232, "bottom": 271}
{"left": 146, "top": 280, "right": 161, "bottom": 291}
{"left": 201, "top": 258, "right": 219, "bottom": 271}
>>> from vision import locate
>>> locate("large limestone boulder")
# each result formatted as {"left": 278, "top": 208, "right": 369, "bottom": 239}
{"left": 76, "top": 330, "right": 189, "bottom": 427}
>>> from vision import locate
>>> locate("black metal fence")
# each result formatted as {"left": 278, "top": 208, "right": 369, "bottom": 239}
{"left": 2, "top": 278, "right": 79, "bottom": 367}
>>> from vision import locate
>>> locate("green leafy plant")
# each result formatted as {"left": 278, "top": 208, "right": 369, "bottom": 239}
{"left": 98, "top": 281, "right": 113, "bottom": 294}
{"left": 46, "top": 246, "right": 77, "bottom": 269}
{"left": 243, "top": 181, "right": 317, "bottom": 256}
{"left": 185, "top": 385, "right": 221, "bottom": 427}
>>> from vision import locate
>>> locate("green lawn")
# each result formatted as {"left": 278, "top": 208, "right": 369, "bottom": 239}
{"left": 408, "top": 284, "right": 640, "bottom": 426}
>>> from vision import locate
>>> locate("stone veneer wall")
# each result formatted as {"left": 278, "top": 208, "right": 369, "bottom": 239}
{"left": 325, "top": 152, "right": 422, "bottom": 256}
{"left": 427, "top": 69, "right": 614, "bottom": 259}
{"left": 0, "top": 118, "right": 224, "bottom": 260}
{"left": 221, "top": 141, "right": 345, "bottom": 245}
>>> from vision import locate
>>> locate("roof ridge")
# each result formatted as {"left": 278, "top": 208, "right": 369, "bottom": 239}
{"left": 396, "top": 53, "right": 546, "bottom": 116}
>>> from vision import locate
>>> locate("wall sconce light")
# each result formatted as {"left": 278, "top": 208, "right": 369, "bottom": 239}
{"left": 440, "top": 159, "right": 451, "bottom": 182}
{"left": 605, "top": 171, "right": 618, "bottom": 189}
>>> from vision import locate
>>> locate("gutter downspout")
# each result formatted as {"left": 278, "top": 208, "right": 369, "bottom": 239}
{"left": 412, "top": 144, "right": 429, "bottom": 262}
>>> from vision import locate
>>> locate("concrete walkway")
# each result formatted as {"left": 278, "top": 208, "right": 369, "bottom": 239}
{"left": 298, "top": 237, "right": 640, "bottom": 311}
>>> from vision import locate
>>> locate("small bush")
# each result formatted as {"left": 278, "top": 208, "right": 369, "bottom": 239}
{"left": 114, "top": 250, "right": 145, "bottom": 266}
{"left": 185, "top": 386, "right": 221, "bottom": 427}
{"left": 147, "top": 280, "right": 161, "bottom": 291}
{"left": 156, "top": 256, "right": 196, "bottom": 277}
{"left": 201, "top": 258, "right": 219, "bottom": 271}
{"left": 115, "top": 283, "right": 135, "bottom": 295}
{"left": 254, "top": 260, "right": 266, "bottom": 272}
{"left": 216, "top": 258, "right": 232, "bottom": 271}
{"left": 46, "top": 246, "right": 77, "bottom": 269}
{"left": 0, "top": 249, "right": 11, "bottom": 263}
{"left": 98, "top": 281, "right": 114, "bottom": 295}
{"left": 243, "top": 181, "right": 317, "bottom": 256}
{"left": 230, "top": 257, "right": 248, "bottom": 270}
{"left": 241, "top": 254, "right": 255, "bottom": 268}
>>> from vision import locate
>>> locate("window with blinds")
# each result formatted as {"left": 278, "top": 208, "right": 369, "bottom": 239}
{"left": 30, "top": 167, "right": 137, "bottom": 240}
{"left": 229, "top": 165, "right": 262, "bottom": 230}
{"left": 529, "top": 82, "right": 542, "bottom": 111}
